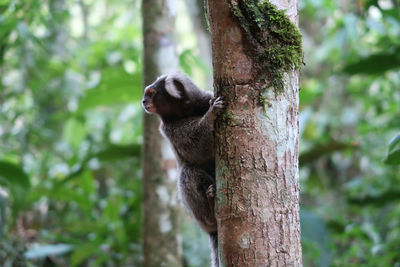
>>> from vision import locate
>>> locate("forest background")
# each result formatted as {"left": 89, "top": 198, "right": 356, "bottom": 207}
{"left": 0, "top": 0, "right": 399, "bottom": 266}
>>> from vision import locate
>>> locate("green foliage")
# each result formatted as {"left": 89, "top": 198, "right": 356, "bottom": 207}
{"left": 180, "top": 48, "right": 211, "bottom": 77}
{"left": 94, "top": 144, "right": 141, "bottom": 161}
{"left": 77, "top": 68, "right": 142, "bottom": 113}
{"left": 383, "top": 133, "right": 400, "bottom": 165}
{"left": 0, "top": 0, "right": 144, "bottom": 265}
{"left": 0, "top": 161, "right": 30, "bottom": 219}
{"left": 1, "top": 0, "right": 400, "bottom": 266}
{"left": 299, "top": 0, "right": 400, "bottom": 265}
{"left": 0, "top": 161, "right": 30, "bottom": 189}
{"left": 343, "top": 46, "right": 400, "bottom": 75}
{"left": 0, "top": 234, "right": 26, "bottom": 266}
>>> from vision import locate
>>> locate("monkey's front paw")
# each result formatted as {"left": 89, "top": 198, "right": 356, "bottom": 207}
{"left": 206, "top": 184, "right": 216, "bottom": 199}
{"left": 209, "top": 97, "right": 225, "bottom": 111}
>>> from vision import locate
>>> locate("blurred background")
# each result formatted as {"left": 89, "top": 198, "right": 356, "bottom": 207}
{"left": 0, "top": 0, "right": 399, "bottom": 266}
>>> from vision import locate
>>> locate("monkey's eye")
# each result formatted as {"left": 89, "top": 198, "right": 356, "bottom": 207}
{"left": 144, "top": 87, "right": 156, "bottom": 98}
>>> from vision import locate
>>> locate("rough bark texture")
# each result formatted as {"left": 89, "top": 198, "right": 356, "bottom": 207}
{"left": 142, "top": 0, "right": 182, "bottom": 266}
{"left": 206, "top": 0, "right": 302, "bottom": 266}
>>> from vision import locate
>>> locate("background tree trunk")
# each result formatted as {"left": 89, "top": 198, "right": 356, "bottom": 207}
{"left": 141, "top": 1, "right": 182, "bottom": 266}
{"left": 206, "top": 0, "right": 303, "bottom": 266}
{"left": 184, "top": 0, "right": 213, "bottom": 89}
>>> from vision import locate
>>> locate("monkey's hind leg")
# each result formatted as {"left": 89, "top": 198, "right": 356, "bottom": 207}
{"left": 179, "top": 164, "right": 217, "bottom": 233}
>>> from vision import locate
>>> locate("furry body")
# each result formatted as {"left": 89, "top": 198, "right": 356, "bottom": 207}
{"left": 142, "top": 73, "right": 223, "bottom": 267}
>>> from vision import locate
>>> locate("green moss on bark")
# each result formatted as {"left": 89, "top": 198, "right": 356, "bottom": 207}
{"left": 229, "top": 0, "right": 303, "bottom": 92}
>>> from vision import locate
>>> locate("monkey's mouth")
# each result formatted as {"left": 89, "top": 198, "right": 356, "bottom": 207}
{"left": 142, "top": 102, "right": 156, "bottom": 114}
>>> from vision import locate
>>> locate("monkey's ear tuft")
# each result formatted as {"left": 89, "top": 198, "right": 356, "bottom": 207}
{"left": 165, "top": 74, "right": 185, "bottom": 99}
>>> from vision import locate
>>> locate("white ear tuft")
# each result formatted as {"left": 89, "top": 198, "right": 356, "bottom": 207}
{"left": 165, "top": 74, "right": 183, "bottom": 99}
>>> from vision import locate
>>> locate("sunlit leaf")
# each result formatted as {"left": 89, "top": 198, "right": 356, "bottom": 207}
{"left": 388, "top": 133, "right": 400, "bottom": 153}
{"left": 104, "top": 196, "right": 122, "bottom": 222}
{"left": 0, "top": 0, "right": 11, "bottom": 5}
{"left": 70, "top": 243, "right": 99, "bottom": 267}
{"left": 25, "top": 244, "right": 74, "bottom": 259}
{"left": 383, "top": 133, "right": 400, "bottom": 165}
{"left": 77, "top": 68, "right": 142, "bottom": 113}
{"left": 63, "top": 118, "right": 86, "bottom": 148}
{"left": 180, "top": 49, "right": 211, "bottom": 76}
{"left": 80, "top": 171, "right": 95, "bottom": 195}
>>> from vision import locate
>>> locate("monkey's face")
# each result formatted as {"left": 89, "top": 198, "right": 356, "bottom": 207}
{"left": 142, "top": 87, "right": 158, "bottom": 114}
{"left": 142, "top": 74, "right": 208, "bottom": 122}
{"left": 142, "top": 77, "right": 185, "bottom": 120}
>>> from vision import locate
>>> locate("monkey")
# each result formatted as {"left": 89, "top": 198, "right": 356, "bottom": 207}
{"left": 142, "top": 72, "right": 224, "bottom": 267}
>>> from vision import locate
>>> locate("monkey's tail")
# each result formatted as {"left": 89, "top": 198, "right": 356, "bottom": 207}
{"left": 209, "top": 231, "right": 218, "bottom": 267}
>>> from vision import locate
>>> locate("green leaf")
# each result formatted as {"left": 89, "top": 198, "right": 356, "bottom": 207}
{"left": 349, "top": 189, "right": 400, "bottom": 206}
{"left": 383, "top": 133, "right": 400, "bottom": 165}
{"left": 179, "top": 49, "right": 211, "bottom": 76}
{"left": 0, "top": 17, "right": 17, "bottom": 39}
{"left": 63, "top": 118, "right": 86, "bottom": 148}
{"left": 299, "top": 140, "right": 357, "bottom": 166}
{"left": 0, "top": 160, "right": 30, "bottom": 189}
{"left": 70, "top": 243, "right": 99, "bottom": 267}
{"left": 80, "top": 171, "right": 95, "bottom": 195}
{"left": 380, "top": 8, "right": 400, "bottom": 19}
{"left": 104, "top": 196, "right": 122, "bottom": 221}
{"left": 0, "top": 0, "right": 10, "bottom": 5}
{"left": 94, "top": 144, "right": 141, "bottom": 161}
{"left": 77, "top": 68, "right": 142, "bottom": 113}
{"left": 343, "top": 49, "right": 400, "bottom": 75}
{"left": 383, "top": 150, "right": 400, "bottom": 165}
{"left": 388, "top": 133, "right": 400, "bottom": 153}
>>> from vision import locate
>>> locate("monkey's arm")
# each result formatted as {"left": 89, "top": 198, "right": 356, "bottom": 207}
{"left": 199, "top": 97, "right": 225, "bottom": 128}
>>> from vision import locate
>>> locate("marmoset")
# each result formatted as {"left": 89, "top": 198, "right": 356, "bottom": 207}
{"left": 142, "top": 73, "right": 224, "bottom": 267}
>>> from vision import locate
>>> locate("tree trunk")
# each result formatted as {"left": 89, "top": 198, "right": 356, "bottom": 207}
{"left": 141, "top": 0, "right": 182, "bottom": 266}
{"left": 206, "top": 0, "right": 303, "bottom": 266}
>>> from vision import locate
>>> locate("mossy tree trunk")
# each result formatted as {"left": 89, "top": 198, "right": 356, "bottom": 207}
{"left": 142, "top": 0, "right": 182, "bottom": 266}
{"left": 206, "top": 0, "right": 302, "bottom": 266}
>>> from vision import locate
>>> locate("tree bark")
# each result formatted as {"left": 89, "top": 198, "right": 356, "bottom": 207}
{"left": 141, "top": 0, "right": 182, "bottom": 266}
{"left": 206, "top": 0, "right": 302, "bottom": 266}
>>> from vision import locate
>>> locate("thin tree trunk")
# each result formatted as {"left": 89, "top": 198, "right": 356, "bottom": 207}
{"left": 206, "top": 0, "right": 303, "bottom": 266}
{"left": 141, "top": 0, "right": 182, "bottom": 266}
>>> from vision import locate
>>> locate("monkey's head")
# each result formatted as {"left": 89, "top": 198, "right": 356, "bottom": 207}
{"left": 142, "top": 73, "right": 211, "bottom": 122}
